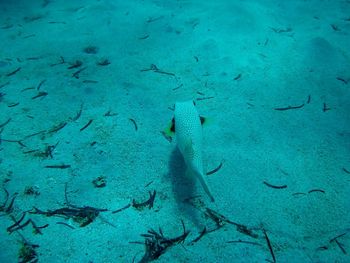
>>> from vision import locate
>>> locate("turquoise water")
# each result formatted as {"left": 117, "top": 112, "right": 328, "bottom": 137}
{"left": 0, "top": 0, "right": 349, "bottom": 262}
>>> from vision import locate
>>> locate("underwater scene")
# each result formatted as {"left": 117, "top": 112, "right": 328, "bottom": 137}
{"left": 0, "top": 0, "right": 349, "bottom": 262}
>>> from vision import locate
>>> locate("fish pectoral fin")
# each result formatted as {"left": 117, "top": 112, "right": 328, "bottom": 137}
{"left": 164, "top": 117, "right": 175, "bottom": 137}
{"left": 200, "top": 116, "right": 207, "bottom": 125}
{"left": 200, "top": 116, "right": 213, "bottom": 126}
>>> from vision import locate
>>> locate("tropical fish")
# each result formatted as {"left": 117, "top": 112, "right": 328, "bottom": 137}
{"left": 166, "top": 100, "right": 215, "bottom": 202}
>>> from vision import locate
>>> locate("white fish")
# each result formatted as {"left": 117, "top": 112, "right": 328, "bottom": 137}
{"left": 166, "top": 100, "right": 215, "bottom": 202}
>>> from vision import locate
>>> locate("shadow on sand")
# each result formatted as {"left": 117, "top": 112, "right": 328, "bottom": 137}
{"left": 165, "top": 147, "right": 205, "bottom": 229}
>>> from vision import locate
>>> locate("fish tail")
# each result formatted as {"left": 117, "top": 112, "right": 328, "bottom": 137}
{"left": 194, "top": 170, "right": 215, "bottom": 202}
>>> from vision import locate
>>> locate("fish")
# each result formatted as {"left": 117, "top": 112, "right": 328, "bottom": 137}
{"left": 166, "top": 100, "right": 215, "bottom": 202}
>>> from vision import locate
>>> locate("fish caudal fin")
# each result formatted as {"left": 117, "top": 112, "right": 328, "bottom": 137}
{"left": 193, "top": 169, "right": 215, "bottom": 202}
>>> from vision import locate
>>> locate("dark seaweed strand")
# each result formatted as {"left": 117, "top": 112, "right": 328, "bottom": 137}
{"left": 342, "top": 168, "right": 350, "bottom": 174}
{"left": 274, "top": 103, "right": 304, "bottom": 111}
{"left": 144, "top": 181, "right": 153, "bottom": 187}
{"left": 83, "top": 80, "right": 98, "bottom": 84}
{"left": 233, "top": 73, "right": 242, "bottom": 80}
{"left": 5, "top": 193, "right": 18, "bottom": 213}
{"left": 47, "top": 143, "right": 58, "bottom": 159}
{"left": 206, "top": 161, "right": 223, "bottom": 175}
{"left": 330, "top": 232, "right": 347, "bottom": 243}
{"left": 112, "top": 203, "right": 131, "bottom": 214}
{"left": 23, "top": 150, "right": 39, "bottom": 154}
{"left": 104, "top": 110, "right": 117, "bottom": 117}
{"left": 129, "top": 118, "right": 138, "bottom": 131}
{"left": 132, "top": 190, "right": 156, "bottom": 209}
{"left": 8, "top": 102, "right": 19, "bottom": 108}
{"left": 205, "top": 208, "right": 226, "bottom": 228}
{"left": 72, "top": 66, "right": 87, "bottom": 78}
{"left": 336, "top": 77, "right": 348, "bottom": 84}
{"left": 36, "top": 79, "right": 46, "bottom": 90}
{"left": 21, "top": 87, "right": 35, "bottom": 92}
{"left": 31, "top": 220, "right": 49, "bottom": 234}
{"left": 45, "top": 164, "right": 71, "bottom": 169}
{"left": 335, "top": 239, "right": 347, "bottom": 254}
{"left": 8, "top": 217, "right": 48, "bottom": 234}
{"left": 6, "top": 67, "right": 21, "bottom": 77}
{"left": 307, "top": 95, "right": 311, "bottom": 104}
{"left": 7, "top": 213, "right": 26, "bottom": 232}
{"left": 316, "top": 246, "right": 328, "bottom": 251}
{"left": 17, "top": 141, "right": 26, "bottom": 147}
{"left": 67, "top": 60, "right": 82, "bottom": 69}
{"left": 1, "top": 188, "right": 10, "bottom": 209}
{"left": 71, "top": 103, "right": 83, "bottom": 121}
{"left": 0, "top": 139, "right": 25, "bottom": 147}
{"left": 234, "top": 223, "right": 259, "bottom": 239}
{"left": 0, "top": 81, "right": 10, "bottom": 89}
{"left": 12, "top": 218, "right": 32, "bottom": 232}
{"left": 263, "top": 228, "right": 276, "bottom": 263}
{"left": 48, "top": 122, "right": 67, "bottom": 133}
{"left": 329, "top": 233, "right": 348, "bottom": 254}
{"left": 33, "top": 222, "right": 49, "bottom": 230}
{"left": 80, "top": 119, "right": 93, "bottom": 131}
{"left": 0, "top": 118, "right": 11, "bottom": 129}
{"left": 154, "top": 69, "right": 175, "bottom": 76}
{"left": 181, "top": 219, "right": 186, "bottom": 234}
{"left": 190, "top": 227, "right": 207, "bottom": 243}
{"left": 31, "top": 91, "right": 48, "bottom": 99}
{"left": 23, "top": 130, "right": 47, "bottom": 139}
{"left": 196, "top": 96, "right": 215, "bottom": 101}
{"left": 138, "top": 35, "right": 149, "bottom": 40}
{"left": 323, "top": 103, "right": 331, "bottom": 112}
{"left": 148, "top": 190, "right": 156, "bottom": 208}
{"left": 8, "top": 220, "right": 32, "bottom": 233}
{"left": 172, "top": 84, "right": 183, "bottom": 91}
{"left": 158, "top": 227, "right": 164, "bottom": 237}
{"left": 263, "top": 181, "right": 287, "bottom": 189}
{"left": 308, "top": 189, "right": 325, "bottom": 194}
{"left": 50, "top": 56, "right": 65, "bottom": 67}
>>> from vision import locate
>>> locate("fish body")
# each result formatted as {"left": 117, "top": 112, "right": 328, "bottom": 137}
{"left": 171, "top": 100, "right": 215, "bottom": 202}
